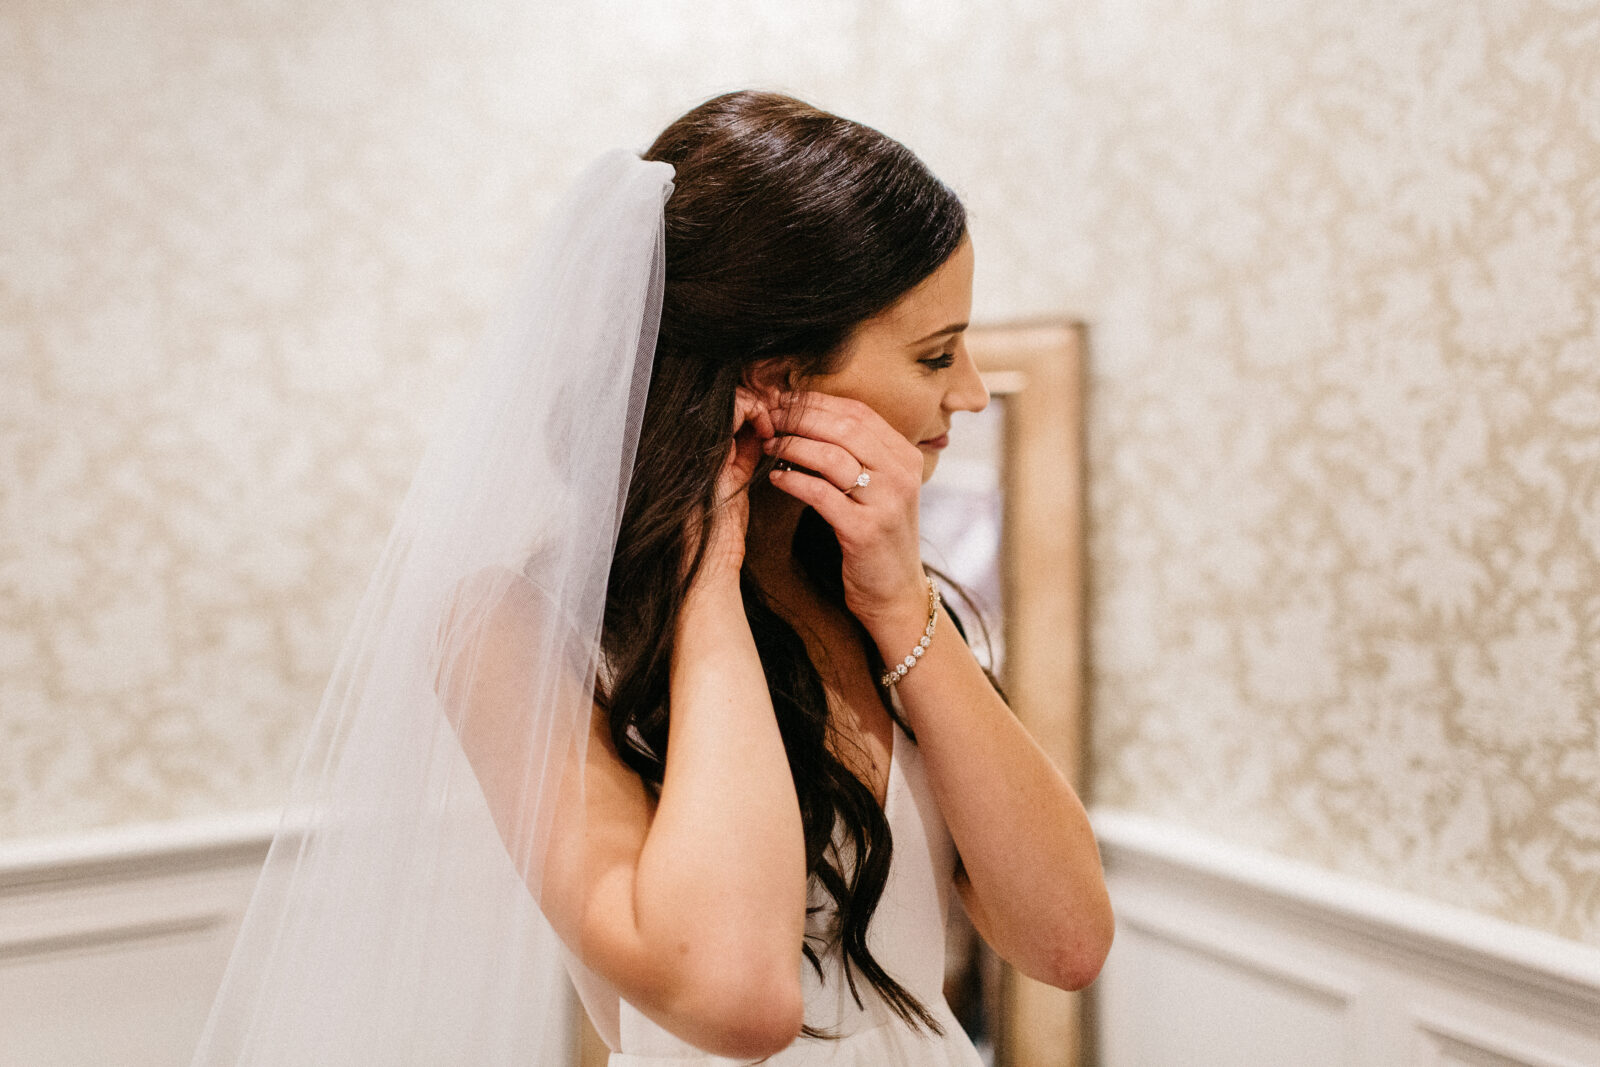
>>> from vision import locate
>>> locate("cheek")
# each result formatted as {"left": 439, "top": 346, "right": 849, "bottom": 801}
{"left": 815, "top": 362, "right": 937, "bottom": 443}
{"left": 832, "top": 384, "right": 923, "bottom": 441}
{"left": 866, "top": 385, "right": 941, "bottom": 442}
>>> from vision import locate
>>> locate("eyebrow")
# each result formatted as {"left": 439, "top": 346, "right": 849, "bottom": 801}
{"left": 908, "top": 322, "right": 969, "bottom": 346}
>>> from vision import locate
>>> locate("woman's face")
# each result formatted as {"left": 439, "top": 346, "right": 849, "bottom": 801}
{"left": 804, "top": 237, "right": 987, "bottom": 483}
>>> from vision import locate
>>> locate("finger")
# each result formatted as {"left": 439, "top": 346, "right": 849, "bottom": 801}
{"left": 746, "top": 396, "right": 775, "bottom": 440}
{"left": 764, "top": 434, "right": 864, "bottom": 493}
{"left": 767, "top": 465, "right": 855, "bottom": 531}
{"left": 769, "top": 393, "right": 905, "bottom": 459}
{"left": 752, "top": 405, "right": 775, "bottom": 440}
{"left": 733, "top": 387, "right": 776, "bottom": 440}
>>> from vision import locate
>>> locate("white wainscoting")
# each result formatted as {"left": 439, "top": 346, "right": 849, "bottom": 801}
{"left": 1091, "top": 809, "right": 1600, "bottom": 1067}
{"left": 0, "top": 812, "right": 276, "bottom": 1067}
{"left": 9, "top": 809, "right": 1600, "bottom": 1067}
{"left": 0, "top": 812, "right": 591, "bottom": 1067}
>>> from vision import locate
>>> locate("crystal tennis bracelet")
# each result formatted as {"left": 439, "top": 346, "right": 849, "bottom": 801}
{"left": 880, "top": 575, "right": 940, "bottom": 687}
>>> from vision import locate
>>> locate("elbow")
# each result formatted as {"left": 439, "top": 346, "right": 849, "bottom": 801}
{"left": 679, "top": 963, "right": 804, "bottom": 1060}
{"left": 708, "top": 997, "right": 804, "bottom": 1060}
{"left": 1038, "top": 900, "right": 1116, "bottom": 992}
{"left": 1048, "top": 939, "right": 1112, "bottom": 992}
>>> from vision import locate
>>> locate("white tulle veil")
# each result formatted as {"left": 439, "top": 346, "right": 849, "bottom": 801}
{"left": 192, "top": 150, "right": 674, "bottom": 1065}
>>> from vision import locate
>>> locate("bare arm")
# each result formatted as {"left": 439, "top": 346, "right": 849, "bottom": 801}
{"left": 765, "top": 392, "right": 1113, "bottom": 990}
{"left": 872, "top": 600, "right": 1113, "bottom": 990}
{"left": 453, "top": 572, "right": 805, "bottom": 1059}
{"left": 463, "top": 391, "right": 804, "bottom": 1059}
{"left": 617, "top": 576, "right": 808, "bottom": 1049}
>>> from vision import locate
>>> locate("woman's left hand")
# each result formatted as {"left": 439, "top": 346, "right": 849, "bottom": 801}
{"left": 764, "top": 392, "right": 929, "bottom": 636}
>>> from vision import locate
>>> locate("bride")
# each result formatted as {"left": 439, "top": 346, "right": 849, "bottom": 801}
{"left": 194, "top": 90, "right": 1112, "bottom": 1066}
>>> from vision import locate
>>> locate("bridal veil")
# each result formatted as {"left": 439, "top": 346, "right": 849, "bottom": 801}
{"left": 192, "top": 150, "right": 674, "bottom": 1064}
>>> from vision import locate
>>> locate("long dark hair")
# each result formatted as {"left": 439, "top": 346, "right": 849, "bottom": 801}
{"left": 598, "top": 90, "right": 968, "bottom": 1035}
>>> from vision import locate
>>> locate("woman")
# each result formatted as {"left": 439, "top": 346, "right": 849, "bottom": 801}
{"left": 194, "top": 91, "right": 1110, "bottom": 1066}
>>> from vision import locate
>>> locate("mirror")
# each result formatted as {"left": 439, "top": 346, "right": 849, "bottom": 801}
{"left": 925, "top": 323, "right": 1088, "bottom": 1067}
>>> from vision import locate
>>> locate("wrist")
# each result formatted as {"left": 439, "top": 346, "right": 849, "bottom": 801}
{"left": 683, "top": 564, "right": 744, "bottom": 614}
{"left": 671, "top": 573, "right": 757, "bottom": 694}
{"left": 682, "top": 519, "right": 745, "bottom": 593}
{"left": 857, "top": 571, "right": 930, "bottom": 631}
{"left": 868, "top": 576, "right": 941, "bottom": 686}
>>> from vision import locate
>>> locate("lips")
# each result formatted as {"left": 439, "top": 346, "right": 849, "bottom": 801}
{"left": 920, "top": 433, "right": 949, "bottom": 449}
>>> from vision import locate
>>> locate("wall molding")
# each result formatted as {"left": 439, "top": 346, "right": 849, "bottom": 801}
{"left": 1091, "top": 808, "right": 1600, "bottom": 1010}
{"left": 0, "top": 812, "right": 278, "bottom": 1067}
{"left": 1092, "top": 808, "right": 1600, "bottom": 1067}
{"left": 0, "top": 810, "right": 278, "bottom": 886}
{"left": 9, "top": 809, "right": 1600, "bottom": 1066}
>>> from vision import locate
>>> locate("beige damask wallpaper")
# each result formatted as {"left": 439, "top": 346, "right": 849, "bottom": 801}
{"left": 1062, "top": 1, "right": 1600, "bottom": 943}
{"left": 4, "top": 0, "right": 1599, "bottom": 946}
{"left": 0, "top": 0, "right": 1067, "bottom": 831}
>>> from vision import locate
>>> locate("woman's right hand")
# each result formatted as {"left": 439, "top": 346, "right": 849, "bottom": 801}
{"left": 692, "top": 386, "right": 774, "bottom": 584}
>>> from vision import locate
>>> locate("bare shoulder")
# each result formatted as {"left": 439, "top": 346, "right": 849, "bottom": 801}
{"left": 436, "top": 566, "right": 579, "bottom": 665}
{"left": 433, "top": 566, "right": 672, "bottom": 1008}
{"left": 433, "top": 566, "right": 655, "bottom": 945}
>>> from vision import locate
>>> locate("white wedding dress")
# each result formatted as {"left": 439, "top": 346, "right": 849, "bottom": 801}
{"left": 567, "top": 720, "right": 987, "bottom": 1066}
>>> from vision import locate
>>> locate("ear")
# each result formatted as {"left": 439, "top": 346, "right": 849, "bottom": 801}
{"left": 739, "top": 357, "right": 794, "bottom": 408}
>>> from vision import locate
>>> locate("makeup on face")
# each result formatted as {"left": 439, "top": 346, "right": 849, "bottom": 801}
{"left": 804, "top": 239, "right": 986, "bottom": 482}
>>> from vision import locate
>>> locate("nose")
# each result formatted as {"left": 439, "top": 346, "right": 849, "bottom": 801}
{"left": 944, "top": 342, "right": 989, "bottom": 414}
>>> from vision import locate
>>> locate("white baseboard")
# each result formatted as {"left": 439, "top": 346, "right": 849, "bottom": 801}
{"left": 0, "top": 812, "right": 278, "bottom": 1067}
{"left": 1090, "top": 809, "right": 1600, "bottom": 1067}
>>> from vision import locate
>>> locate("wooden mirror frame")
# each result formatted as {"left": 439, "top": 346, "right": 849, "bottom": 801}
{"left": 966, "top": 321, "right": 1089, "bottom": 1067}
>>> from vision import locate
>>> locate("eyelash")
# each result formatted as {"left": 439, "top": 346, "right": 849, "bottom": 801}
{"left": 920, "top": 352, "right": 956, "bottom": 370}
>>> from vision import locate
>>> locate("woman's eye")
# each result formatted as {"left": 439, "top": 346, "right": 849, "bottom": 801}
{"left": 920, "top": 352, "right": 956, "bottom": 370}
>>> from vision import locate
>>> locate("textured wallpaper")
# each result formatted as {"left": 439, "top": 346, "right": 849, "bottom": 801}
{"left": 0, "top": 0, "right": 1068, "bottom": 834}
{"left": 1059, "top": 1, "right": 1600, "bottom": 943}
{"left": 5, "top": 0, "right": 1599, "bottom": 947}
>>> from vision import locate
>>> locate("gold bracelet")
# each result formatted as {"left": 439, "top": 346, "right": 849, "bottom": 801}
{"left": 880, "top": 576, "right": 940, "bottom": 687}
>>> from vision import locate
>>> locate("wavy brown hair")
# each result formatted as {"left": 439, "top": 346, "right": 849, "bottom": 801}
{"left": 597, "top": 90, "right": 968, "bottom": 1035}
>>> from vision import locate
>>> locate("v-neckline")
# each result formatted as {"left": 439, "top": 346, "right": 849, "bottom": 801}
{"left": 878, "top": 721, "right": 899, "bottom": 818}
